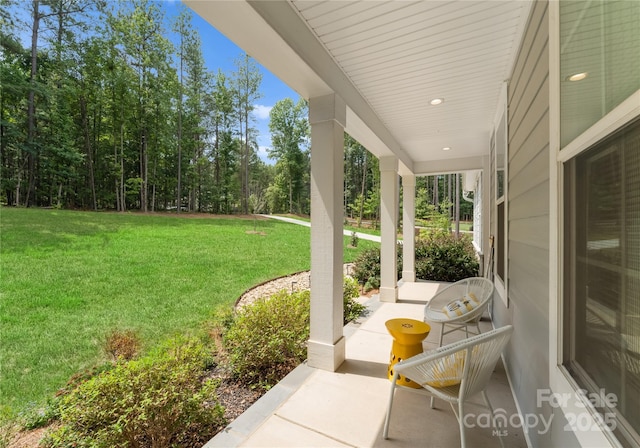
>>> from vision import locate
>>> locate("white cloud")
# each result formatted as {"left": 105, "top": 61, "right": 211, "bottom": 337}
{"left": 253, "top": 104, "right": 272, "bottom": 120}
{"left": 258, "top": 146, "right": 275, "bottom": 165}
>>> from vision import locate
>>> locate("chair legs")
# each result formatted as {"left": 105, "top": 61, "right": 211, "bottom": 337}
{"left": 383, "top": 372, "right": 399, "bottom": 439}
{"left": 458, "top": 400, "right": 467, "bottom": 448}
{"left": 387, "top": 387, "right": 504, "bottom": 447}
{"left": 482, "top": 390, "right": 506, "bottom": 448}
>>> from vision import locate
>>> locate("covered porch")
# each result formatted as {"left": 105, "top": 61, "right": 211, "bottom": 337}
{"left": 185, "top": 0, "right": 538, "bottom": 446}
{"left": 206, "top": 281, "right": 526, "bottom": 448}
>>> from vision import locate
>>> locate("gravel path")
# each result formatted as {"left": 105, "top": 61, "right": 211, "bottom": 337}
{"left": 236, "top": 264, "right": 354, "bottom": 309}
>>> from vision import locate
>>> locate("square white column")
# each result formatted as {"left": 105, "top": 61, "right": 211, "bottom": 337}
{"left": 308, "top": 93, "right": 346, "bottom": 371}
{"left": 379, "top": 156, "right": 398, "bottom": 302}
{"left": 402, "top": 175, "right": 416, "bottom": 282}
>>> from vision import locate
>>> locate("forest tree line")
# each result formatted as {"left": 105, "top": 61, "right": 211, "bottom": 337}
{"left": 0, "top": 0, "right": 470, "bottom": 223}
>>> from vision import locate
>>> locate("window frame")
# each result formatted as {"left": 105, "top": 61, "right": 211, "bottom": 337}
{"left": 493, "top": 82, "right": 508, "bottom": 307}
{"left": 549, "top": 2, "right": 640, "bottom": 446}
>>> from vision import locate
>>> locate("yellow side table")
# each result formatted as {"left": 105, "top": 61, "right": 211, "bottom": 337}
{"left": 385, "top": 318, "right": 431, "bottom": 388}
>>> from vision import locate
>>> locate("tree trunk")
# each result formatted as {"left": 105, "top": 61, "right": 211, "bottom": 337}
{"left": 80, "top": 96, "right": 97, "bottom": 211}
{"left": 357, "top": 152, "right": 368, "bottom": 227}
{"left": 25, "top": 0, "right": 40, "bottom": 207}
{"left": 176, "top": 31, "right": 183, "bottom": 214}
{"left": 120, "top": 122, "right": 126, "bottom": 211}
{"left": 433, "top": 175, "right": 439, "bottom": 207}
{"left": 243, "top": 109, "right": 249, "bottom": 214}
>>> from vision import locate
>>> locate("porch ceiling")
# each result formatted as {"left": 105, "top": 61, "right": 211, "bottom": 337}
{"left": 186, "top": 0, "right": 533, "bottom": 173}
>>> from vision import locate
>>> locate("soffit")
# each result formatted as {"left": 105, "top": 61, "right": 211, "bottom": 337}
{"left": 186, "top": 0, "right": 533, "bottom": 172}
{"left": 289, "top": 0, "right": 532, "bottom": 164}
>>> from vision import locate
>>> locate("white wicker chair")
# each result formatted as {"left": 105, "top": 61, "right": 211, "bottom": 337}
{"left": 383, "top": 325, "right": 513, "bottom": 448}
{"left": 424, "top": 277, "right": 495, "bottom": 346}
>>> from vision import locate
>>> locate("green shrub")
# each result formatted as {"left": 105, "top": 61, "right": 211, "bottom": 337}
{"left": 352, "top": 246, "right": 402, "bottom": 291}
{"left": 44, "top": 338, "right": 225, "bottom": 448}
{"left": 225, "top": 289, "right": 310, "bottom": 389}
{"left": 352, "top": 230, "right": 479, "bottom": 285}
{"left": 224, "top": 277, "right": 367, "bottom": 388}
{"left": 415, "top": 230, "right": 479, "bottom": 282}
{"left": 350, "top": 231, "right": 359, "bottom": 247}
{"left": 352, "top": 248, "right": 380, "bottom": 290}
{"left": 343, "top": 276, "right": 366, "bottom": 324}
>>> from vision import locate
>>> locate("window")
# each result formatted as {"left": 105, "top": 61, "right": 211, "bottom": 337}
{"left": 493, "top": 90, "right": 508, "bottom": 305}
{"left": 559, "top": 2, "right": 640, "bottom": 445}
{"left": 563, "top": 119, "right": 640, "bottom": 447}
{"left": 560, "top": 1, "right": 640, "bottom": 147}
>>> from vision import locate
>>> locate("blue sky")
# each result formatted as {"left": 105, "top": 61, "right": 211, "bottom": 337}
{"left": 163, "top": 1, "right": 301, "bottom": 163}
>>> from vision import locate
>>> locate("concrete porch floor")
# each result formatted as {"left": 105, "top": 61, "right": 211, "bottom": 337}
{"left": 205, "top": 281, "right": 528, "bottom": 448}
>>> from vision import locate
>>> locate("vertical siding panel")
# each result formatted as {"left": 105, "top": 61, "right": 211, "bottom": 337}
{"left": 491, "top": 1, "right": 574, "bottom": 446}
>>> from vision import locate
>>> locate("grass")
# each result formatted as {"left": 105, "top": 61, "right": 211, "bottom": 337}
{"left": 0, "top": 208, "right": 377, "bottom": 418}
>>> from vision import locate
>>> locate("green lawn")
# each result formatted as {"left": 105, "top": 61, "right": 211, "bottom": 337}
{"left": 0, "top": 208, "right": 377, "bottom": 416}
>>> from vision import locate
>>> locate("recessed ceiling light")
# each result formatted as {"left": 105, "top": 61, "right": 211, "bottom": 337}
{"left": 430, "top": 98, "right": 444, "bottom": 105}
{"left": 442, "top": 147, "right": 451, "bottom": 151}
{"left": 567, "top": 72, "right": 588, "bottom": 82}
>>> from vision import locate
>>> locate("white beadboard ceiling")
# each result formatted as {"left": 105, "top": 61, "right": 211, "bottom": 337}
{"left": 185, "top": 0, "right": 533, "bottom": 170}
{"left": 289, "top": 0, "right": 531, "bottom": 163}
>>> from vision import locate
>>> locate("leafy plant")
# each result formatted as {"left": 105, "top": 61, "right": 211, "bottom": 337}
{"left": 352, "top": 248, "right": 380, "bottom": 291}
{"left": 352, "top": 246, "right": 402, "bottom": 292}
{"left": 343, "top": 276, "right": 366, "bottom": 324}
{"left": 223, "top": 277, "right": 366, "bottom": 388}
{"left": 352, "top": 230, "right": 478, "bottom": 286}
{"left": 224, "top": 289, "right": 310, "bottom": 389}
{"left": 44, "top": 338, "right": 225, "bottom": 448}
{"left": 350, "top": 231, "right": 359, "bottom": 248}
{"left": 415, "top": 230, "right": 479, "bottom": 282}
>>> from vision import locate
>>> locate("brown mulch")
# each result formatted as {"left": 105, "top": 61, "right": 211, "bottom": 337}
{"left": 6, "top": 425, "right": 56, "bottom": 448}
{"left": 207, "top": 365, "right": 265, "bottom": 423}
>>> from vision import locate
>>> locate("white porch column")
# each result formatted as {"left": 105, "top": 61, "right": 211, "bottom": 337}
{"left": 308, "top": 93, "right": 346, "bottom": 371}
{"left": 379, "top": 156, "right": 399, "bottom": 302}
{"left": 402, "top": 175, "right": 416, "bottom": 282}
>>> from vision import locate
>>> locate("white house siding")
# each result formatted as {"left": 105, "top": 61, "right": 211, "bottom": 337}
{"left": 493, "top": 1, "right": 579, "bottom": 446}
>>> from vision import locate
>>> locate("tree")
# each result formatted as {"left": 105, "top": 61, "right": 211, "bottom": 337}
{"left": 111, "top": 0, "right": 173, "bottom": 211}
{"left": 19, "top": 0, "right": 94, "bottom": 207}
{"left": 268, "top": 98, "right": 309, "bottom": 214}
{"left": 344, "top": 134, "right": 379, "bottom": 226}
{"left": 0, "top": 25, "right": 29, "bottom": 206}
{"left": 207, "top": 70, "right": 237, "bottom": 214}
{"left": 232, "top": 53, "right": 262, "bottom": 214}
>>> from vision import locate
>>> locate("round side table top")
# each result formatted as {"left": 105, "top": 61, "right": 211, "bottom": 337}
{"left": 385, "top": 318, "right": 430, "bottom": 344}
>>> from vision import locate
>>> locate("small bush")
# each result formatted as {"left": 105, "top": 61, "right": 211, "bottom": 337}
{"left": 350, "top": 231, "right": 359, "bottom": 247}
{"left": 224, "top": 277, "right": 367, "bottom": 388}
{"left": 352, "top": 246, "right": 402, "bottom": 291}
{"left": 44, "top": 338, "right": 225, "bottom": 448}
{"left": 343, "top": 276, "right": 366, "bottom": 324}
{"left": 225, "top": 289, "right": 310, "bottom": 389}
{"left": 352, "top": 230, "right": 479, "bottom": 285}
{"left": 104, "top": 329, "right": 141, "bottom": 362}
{"left": 352, "top": 248, "right": 380, "bottom": 290}
{"left": 415, "top": 230, "right": 479, "bottom": 282}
